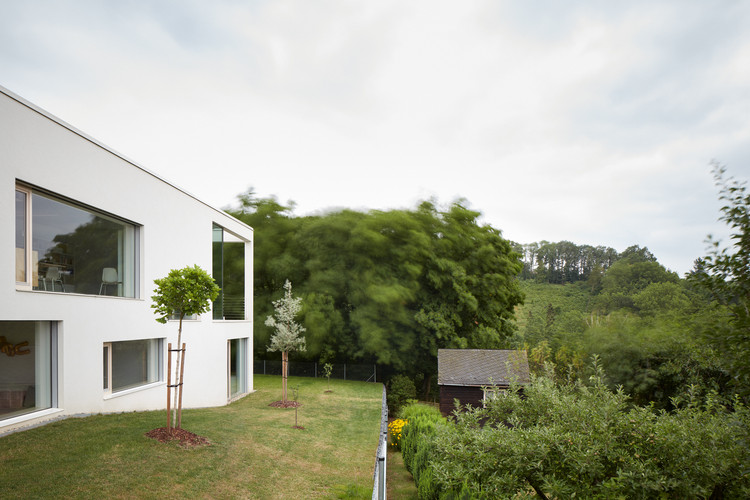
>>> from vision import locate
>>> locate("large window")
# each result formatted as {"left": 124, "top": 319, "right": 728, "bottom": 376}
{"left": 103, "top": 339, "right": 162, "bottom": 395}
{"left": 212, "top": 224, "right": 246, "bottom": 320}
{"left": 0, "top": 321, "right": 57, "bottom": 421}
{"left": 15, "top": 184, "right": 139, "bottom": 297}
{"left": 228, "top": 338, "right": 248, "bottom": 399}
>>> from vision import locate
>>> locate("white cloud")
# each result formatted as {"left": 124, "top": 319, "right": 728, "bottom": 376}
{"left": 2, "top": 0, "right": 749, "bottom": 274}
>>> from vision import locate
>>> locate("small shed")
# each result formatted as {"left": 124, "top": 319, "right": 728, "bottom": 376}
{"left": 438, "top": 349, "right": 531, "bottom": 416}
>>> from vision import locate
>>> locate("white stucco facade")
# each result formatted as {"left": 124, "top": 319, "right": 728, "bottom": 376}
{"left": 0, "top": 86, "right": 253, "bottom": 433}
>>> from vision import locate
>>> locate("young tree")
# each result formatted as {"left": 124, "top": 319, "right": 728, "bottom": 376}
{"left": 323, "top": 362, "right": 333, "bottom": 392}
{"left": 152, "top": 265, "right": 220, "bottom": 430}
{"left": 266, "top": 280, "right": 306, "bottom": 402}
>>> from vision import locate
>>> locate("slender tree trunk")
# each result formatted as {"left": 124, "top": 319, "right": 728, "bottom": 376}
{"left": 423, "top": 373, "right": 432, "bottom": 400}
{"left": 282, "top": 350, "right": 288, "bottom": 402}
{"left": 177, "top": 343, "right": 186, "bottom": 429}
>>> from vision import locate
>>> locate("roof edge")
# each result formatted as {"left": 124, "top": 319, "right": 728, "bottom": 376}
{"left": 0, "top": 84, "right": 253, "bottom": 234}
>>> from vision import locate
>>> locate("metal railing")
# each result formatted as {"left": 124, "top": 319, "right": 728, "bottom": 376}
{"left": 253, "top": 360, "right": 378, "bottom": 382}
{"left": 372, "top": 384, "right": 388, "bottom": 500}
{"left": 219, "top": 294, "right": 245, "bottom": 320}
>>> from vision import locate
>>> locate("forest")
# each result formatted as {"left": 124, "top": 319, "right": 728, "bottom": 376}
{"left": 229, "top": 194, "right": 523, "bottom": 395}
{"left": 228, "top": 175, "right": 746, "bottom": 408}
{"left": 228, "top": 165, "right": 750, "bottom": 496}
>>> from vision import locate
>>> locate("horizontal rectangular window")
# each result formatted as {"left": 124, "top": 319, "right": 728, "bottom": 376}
{"left": 0, "top": 321, "right": 57, "bottom": 422}
{"left": 168, "top": 312, "right": 198, "bottom": 321}
{"left": 15, "top": 184, "right": 139, "bottom": 298}
{"left": 104, "top": 339, "right": 162, "bottom": 394}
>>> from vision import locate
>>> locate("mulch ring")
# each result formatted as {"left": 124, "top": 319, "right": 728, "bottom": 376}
{"left": 269, "top": 400, "right": 302, "bottom": 408}
{"left": 145, "top": 427, "right": 211, "bottom": 448}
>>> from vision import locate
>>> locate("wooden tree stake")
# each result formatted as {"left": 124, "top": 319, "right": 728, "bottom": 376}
{"left": 166, "top": 342, "right": 172, "bottom": 433}
{"left": 177, "top": 343, "right": 186, "bottom": 429}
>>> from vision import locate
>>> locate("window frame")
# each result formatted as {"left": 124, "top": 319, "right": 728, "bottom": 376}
{"left": 103, "top": 339, "right": 163, "bottom": 397}
{"left": 15, "top": 182, "right": 141, "bottom": 298}
{"left": 0, "top": 321, "right": 58, "bottom": 423}
{"left": 212, "top": 223, "right": 248, "bottom": 321}
{"left": 15, "top": 185, "right": 32, "bottom": 290}
{"left": 227, "top": 337, "right": 248, "bottom": 400}
{"left": 482, "top": 386, "right": 501, "bottom": 408}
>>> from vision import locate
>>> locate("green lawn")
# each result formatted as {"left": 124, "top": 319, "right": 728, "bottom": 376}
{"left": 387, "top": 447, "right": 419, "bottom": 499}
{"left": 0, "top": 375, "right": 383, "bottom": 499}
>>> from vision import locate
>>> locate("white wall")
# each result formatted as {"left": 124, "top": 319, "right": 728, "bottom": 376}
{"left": 0, "top": 87, "right": 253, "bottom": 433}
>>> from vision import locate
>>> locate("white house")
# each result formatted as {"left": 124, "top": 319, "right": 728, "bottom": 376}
{"left": 0, "top": 85, "right": 253, "bottom": 434}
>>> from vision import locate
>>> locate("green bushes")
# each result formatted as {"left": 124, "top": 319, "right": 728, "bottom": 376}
{"left": 398, "top": 403, "right": 446, "bottom": 499}
{"left": 397, "top": 363, "right": 750, "bottom": 499}
{"left": 387, "top": 374, "right": 417, "bottom": 415}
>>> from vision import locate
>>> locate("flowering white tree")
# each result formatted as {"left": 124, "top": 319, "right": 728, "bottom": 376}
{"left": 266, "top": 280, "right": 306, "bottom": 402}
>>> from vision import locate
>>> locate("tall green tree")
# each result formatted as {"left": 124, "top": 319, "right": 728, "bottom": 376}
{"left": 230, "top": 192, "right": 524, "bottom": 395}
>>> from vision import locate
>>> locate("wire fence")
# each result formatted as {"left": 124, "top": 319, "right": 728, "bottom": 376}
{"left": 253, "top": 360, "right": 379, "bottom": 382}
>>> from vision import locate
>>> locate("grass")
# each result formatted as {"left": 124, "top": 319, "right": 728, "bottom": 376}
{"left": 0, "top": 375, "right": 383, "bottom": 499}
{"left": 387, "top": 447, "right": 419, "bottom": 499}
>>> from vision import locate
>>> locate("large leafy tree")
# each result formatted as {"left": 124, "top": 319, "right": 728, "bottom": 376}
{"left": 229, "top": 192, "right": 524, "bottom": 395}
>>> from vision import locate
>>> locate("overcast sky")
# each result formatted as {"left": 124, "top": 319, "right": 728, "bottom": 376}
{"left": 3, "top": 0, "right": 749, "bottom": 275}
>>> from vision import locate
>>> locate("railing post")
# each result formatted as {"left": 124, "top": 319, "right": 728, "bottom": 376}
{"left": 378, "top": 453, "right": 386, "bottom": 500}
{"left": 373, "top": 384, "right": 388, "bottom": 500}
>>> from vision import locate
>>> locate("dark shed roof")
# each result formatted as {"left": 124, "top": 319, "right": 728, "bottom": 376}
{"left": 437, "top": 349, "right": 531, "bottom": 387}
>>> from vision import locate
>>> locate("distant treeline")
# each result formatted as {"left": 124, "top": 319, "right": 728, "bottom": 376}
{"left": 513, "top": 240, "right": 659, "bottom": 284}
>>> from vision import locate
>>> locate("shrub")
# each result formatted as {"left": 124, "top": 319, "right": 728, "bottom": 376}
{"left": 399, "top": 401, "right": 446, "bottom": 498}
{"left": 387, "top": 374, "right": 417, "bottom": 415}
{"left": 417, "top": 462, "right": 437, "bottom": 500}
{"left": 424, "top": 363, "right": 750, "bottom": 499}
{"left": 399, "top": 401, "right": 443, "bottom": 421}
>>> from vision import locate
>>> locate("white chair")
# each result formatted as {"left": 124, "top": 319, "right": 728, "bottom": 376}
{"left": 99, "top": 267, "right": 119, "bottom": 295}
{"left": 44, "top": 266, "right": 65, "bottom": 292}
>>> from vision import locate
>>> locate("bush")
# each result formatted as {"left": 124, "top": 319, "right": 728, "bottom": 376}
{"left": 423, "top": 364, "right": 750, "bottom": 499}
{"left": 398, "top": 402, "right": 446, "bottom": 499}
{"left": 399, "top": 403, "right": 444, "bottom": 471}
{"left": 399, "top": 401, "right": 443, "bottom": 420}
{"left": 387, "top": 374, "right": 417, "bottom": 415}
{"left": 417, "top": 463, "right": 437, "bottom": 500}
